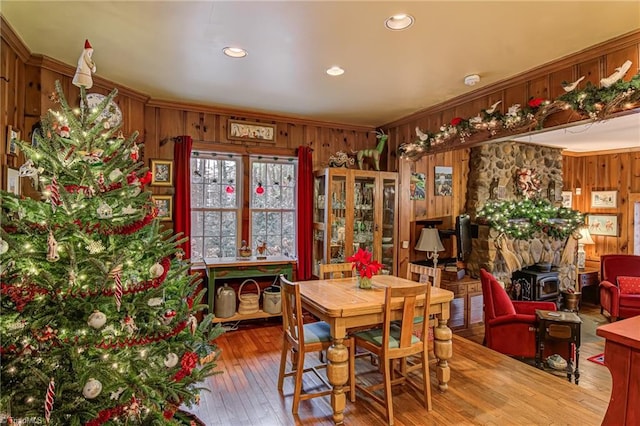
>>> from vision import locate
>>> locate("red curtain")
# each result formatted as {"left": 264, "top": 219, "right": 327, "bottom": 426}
{"left": 173, "top": 136, "right": 193, "bottom": 259}
{"left": 296, "top": 146, "right": 314, "bottom": 280}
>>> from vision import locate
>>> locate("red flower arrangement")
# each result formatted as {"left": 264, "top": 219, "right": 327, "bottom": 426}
{"left": 450, "top": 117, "right": 463, "bottom": 126}
{"left": 347, "top": 248, "right": 382, "bottom": 279}
{"left": 528, "top": 97, "right": 545, "bottom": 108}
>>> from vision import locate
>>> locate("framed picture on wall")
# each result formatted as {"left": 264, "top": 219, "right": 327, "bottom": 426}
{"left": 434, "top": 166, "right": 453, "bottom": 196}
{"left": 561, "top": 191, "right": 573, "bottom": 208}
{"left": 591, "top": 191, "right": 617, "bottom": 208}
{"left": 6, "top": 125, "right": 20, "bottom": 156}
{"left": 150, "top": 159, "right": 173, "bottom": 187}
{"left": 586, "top": 214, "right": 618, "bottom": 237}
{"left": 410, "top": 172, "right": 426, "bottom": 200}
{"left": 151, "top": 195, "right": 173, "bottom": 221}
{"left": 6, "top": 167, "right": 20, "bottom": 195}
{"left": 227, "top": 119, "right": 276, "bottom": 143}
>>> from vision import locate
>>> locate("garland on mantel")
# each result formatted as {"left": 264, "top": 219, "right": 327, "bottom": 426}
{"left": 477, "top": 198, "right": 585, "bottom": 241}
{"left": 399, "top": 65, "right": 640, "bottom": 160}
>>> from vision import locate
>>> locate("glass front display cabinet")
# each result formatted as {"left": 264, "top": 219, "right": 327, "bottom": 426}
{"left": 313, "top": 168, "right": 398, "bottom": 277}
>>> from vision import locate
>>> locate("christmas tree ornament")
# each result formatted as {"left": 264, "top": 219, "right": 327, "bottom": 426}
{"left": 79, "top": 148, "right": 104, "bottom": 164}
{"left": 72, "top": 39, "right": 96, "bottom": 89}
{"left": 68, "top": 269, "right": 77, "bottom": 286}
{"left": 109, "top": 264, "right": 123, "bottom": 312}
{"left": 59, "top": 125, "right": 70, "bottom": 138}
{"left": 256, "top": 182, "right": 264, "bottom": 194}
{"left": 149, "top": 262, "right": 164, "bottom": 278}
{"left": 130, "top": 142, "right": 139, "bottom": 161}
{"left": 0, "top": 238, "right": 8, "bottom": 255}
{"left": 108, "top": 168, "right": 123, "bottom": 181}
{"left": 187, "top": 315, "right": 198, "bottom": 335}
{"left": 110, "top": 386, "right": 125, "bottom": 401}
{"left": 225, "top": 185, "right": 234, "bottom": 194}
{"left": 46, "top": 230, "right": 60, "bottom": 262}
{"left": 44, "top": 377, "right": 55, "bottom": 424}
{"left": 48, "top": 177, "right": 60, "bottom": 212}
{"left": 147, "top": 297, "right": 163, "bottom": 307}
{"left": 96, "top": 201, "right": 113, "bottom": 219}
{"left": 87, "top": 311, "right": 107, "bottom": 329}
{"left": 121, "top": 315, "right": 138, "bottom": 334}
{"left": 82, "top": 378, "right": 102, "bottom": 399}
{"left": 85, "top": 239, "right": 105, "bottom": 254}
{"left": 122, "top": 205, "right": 137, "bottom": 215}
{"left": 163, "top": 353, "right": 179, "bottom": 368}
{"left": 159, "top": 310, "right": 176, "bottom": 326}
{"left": 97, "top": 172, "right": 105, "bottom": 188}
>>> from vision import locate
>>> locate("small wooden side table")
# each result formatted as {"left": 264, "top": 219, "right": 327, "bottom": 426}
{"left": 440, "top": 276, "right": 483, "bottom": 336}
{"left": 578, "top": 268, "right": 600, "bottom": 305}
{"left": 536, "top": 309, "right": 582, "bottom": 384}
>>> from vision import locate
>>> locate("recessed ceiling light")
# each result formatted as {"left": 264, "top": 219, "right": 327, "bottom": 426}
{"left": 326, "top": 66, "right": 345, "bottom": 76}
{"left": 464, "top": 74, "right": 481, "bottom": 86}
{"left": 223, "top": 47, "right": 247, "bottom": 58}
{"left": 385, "top": 14, "right": 414, "bottom": 31}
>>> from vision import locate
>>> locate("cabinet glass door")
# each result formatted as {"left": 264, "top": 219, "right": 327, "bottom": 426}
{"left": 381, "top": 177, "right": 396, "bottom": 274}
{"left": 353, "top": 175, "right": 375, "bottom": 254}
{"left": 313, "top": 174, "right": 326, "bottom": 277}
{"left": 328, "top": 173, "right": 347, "bottom": 264}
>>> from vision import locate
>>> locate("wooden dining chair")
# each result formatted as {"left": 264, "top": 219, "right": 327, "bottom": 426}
{"left": 277, "top": 275, "right": 356, "bottom": 414}
{"left": 350, "top": 283, "right": 433, "bottom": 424}
{"left": 403, "top": 263, "right": 441, "bottom": 373}
{"left": 318, "top": 262, "right": 354, "bottom": 279}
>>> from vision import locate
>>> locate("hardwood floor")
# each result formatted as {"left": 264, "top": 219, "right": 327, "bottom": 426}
{"left": 185, "top": 304, "right": 613, "bottom": 425}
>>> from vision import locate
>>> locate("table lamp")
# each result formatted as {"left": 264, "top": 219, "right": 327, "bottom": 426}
{"left": 415, "top": 228, "right": 445, "bottom": 269}
{"left": 576, "top": 227, "right": 595, "bottom": 270}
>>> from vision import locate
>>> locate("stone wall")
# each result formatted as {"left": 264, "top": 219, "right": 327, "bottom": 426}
{"left": 465, "top": 141, "right": 577, "bottom": 292}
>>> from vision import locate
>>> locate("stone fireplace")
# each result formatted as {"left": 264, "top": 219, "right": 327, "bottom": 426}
{"left": 464, "top": 141, "right": 578, "bottom": 292}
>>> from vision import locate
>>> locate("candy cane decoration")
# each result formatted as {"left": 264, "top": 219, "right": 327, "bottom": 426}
{"left": 110, "top": 264, "right": 124, "bottom": 312}
{"left": 44, "top": 377, "right": 55, "bottom": 424}
{"left": 50, "top": 177, "right": 60, "bottom": 212}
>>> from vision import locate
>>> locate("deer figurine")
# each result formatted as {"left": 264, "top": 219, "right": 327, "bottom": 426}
{"left": 356, "top": 130, "right": 388, "bottom": 171}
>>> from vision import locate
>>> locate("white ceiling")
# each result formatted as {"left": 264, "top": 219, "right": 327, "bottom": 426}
{"left": 1, "top": 1, "right": 639, "bottom": 152}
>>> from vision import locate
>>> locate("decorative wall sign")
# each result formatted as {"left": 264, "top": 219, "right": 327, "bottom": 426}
{"left": 228, "top": 119, "right": 276, "bottom": 143}
{"left": 586, "top": 214, "right": 618, "bottom": 236}
{"left": 6, "top": 125, "right": 20, "bottom": 156}
{"left": 434, "top": 166, "right": 452, "bottom": 196}
{"left": 152, "top": 195, "right": 173, "bottom": 221}
{"left": 561, "top": 191, "right": 573, "bottom": 208}
{"left": 150, "top": 159, "right": 173, "bottom": 187}
{"left": 6, "top": 167, "right": 20, "bottom": 195}
{"left": 591, "top": 191, "right": 617, "bottom": 208}
{"left": 410, "top": 172, "right": 425, "bottom": 200}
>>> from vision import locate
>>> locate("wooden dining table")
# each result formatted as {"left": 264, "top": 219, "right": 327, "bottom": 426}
{"left": 298, "top": 274, "right": 455, "bottom": 425}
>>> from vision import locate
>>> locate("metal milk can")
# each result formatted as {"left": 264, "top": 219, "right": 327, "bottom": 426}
{"left": 215, "top": 283, "right": 236, "bottom": 318}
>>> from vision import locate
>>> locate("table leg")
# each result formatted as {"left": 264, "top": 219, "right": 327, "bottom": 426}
{"left": 326, "top": 337, "right": 349, "bottom": 425}
{"left": 433, "top": 316, "right": 452, "bottom": 392}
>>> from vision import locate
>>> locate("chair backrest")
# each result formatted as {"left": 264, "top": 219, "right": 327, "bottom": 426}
{"left": 480, "top": 268, "right": 516, "bottom": 321}
{"left": 318, "top": 262, "right": 353, "bottom": 279}
{"left": 600, "top": 254, "right": 640, "bottom": 285}
{"left": 406, "top": 263, "right": 441, "bottom": 288}
{"left": 280, "top": 274, "right": 304, "bottom": 346}
{"left": 382, "top": 283, "right": 431, "bottom": 357}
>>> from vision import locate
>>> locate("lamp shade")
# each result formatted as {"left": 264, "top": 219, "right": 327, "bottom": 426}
{"left": 579, "top": 227, "right": 595, "bottom": 245}
{"left": 415, "top": 228, "right": 445, "bottom": 252}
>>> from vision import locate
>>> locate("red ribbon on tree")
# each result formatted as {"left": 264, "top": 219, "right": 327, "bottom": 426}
{"left": 44, "top": 377, "right": 55, "bottom": 424}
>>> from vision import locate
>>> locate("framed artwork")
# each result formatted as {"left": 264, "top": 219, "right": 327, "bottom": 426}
{"left": 150, "top": 159, "right": 173, "bottom": 186}
{"left": 6, "top": 167, "right": 20, "bottom": 195}
{"left": 586, "top": 214, "right": 618, "bottom": 236}
{"left": 6, "top": 125, "right": 20, "bottom": 156}
{"left": 434, "top": 166, "right": 453, "bottom": 196}
{"left": 561, "top": 191, "right": 573, "bottom": 208}
{"left": 410, "top": 172, "right": 426, "bottom": 200}
{"left": 152, "top": 195, "right": 173, "bottom": 221}
{"left": 591, "top": 191, "right": 617, "bottom": 208}
{"left": 227, "top": 119, "right": 276, "bottom": 143}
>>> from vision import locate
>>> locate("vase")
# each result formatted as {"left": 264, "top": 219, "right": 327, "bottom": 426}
{"left": 358, "top": 276, "right": 372, "bottom": 289}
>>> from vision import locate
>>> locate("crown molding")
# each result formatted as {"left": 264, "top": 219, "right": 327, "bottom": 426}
{"left": 0, "top": 15, "right": 30, "bottom": 62}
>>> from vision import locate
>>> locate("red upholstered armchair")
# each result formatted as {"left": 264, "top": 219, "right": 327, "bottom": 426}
{"left": 599, "top": 254, "right": 640, "bottom": 321}
{"left": 480, "top": 269, "right": 558, "bottom": 358}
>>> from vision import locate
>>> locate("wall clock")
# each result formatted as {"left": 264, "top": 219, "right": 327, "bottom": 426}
{"left": 84, "top": 93, "right": 122, "bottom": 128}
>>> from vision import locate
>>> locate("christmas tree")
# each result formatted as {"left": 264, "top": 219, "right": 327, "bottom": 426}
{"left": 0, "top": 81, "right": 223, "bottom": 425}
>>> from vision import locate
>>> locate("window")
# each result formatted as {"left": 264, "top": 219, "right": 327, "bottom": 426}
{"left": 189, "top": 153, "right": 297, "bottom": 262}
{"left": 190, "top": 154, "right": 240, "bottom": 262}
{"left": 250, "top": 158, "right": 297, "bottom": 257}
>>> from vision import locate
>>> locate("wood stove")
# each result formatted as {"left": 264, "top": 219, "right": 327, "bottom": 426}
{"left": 511, "top": 267, "right": 560, "bottom": 303}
